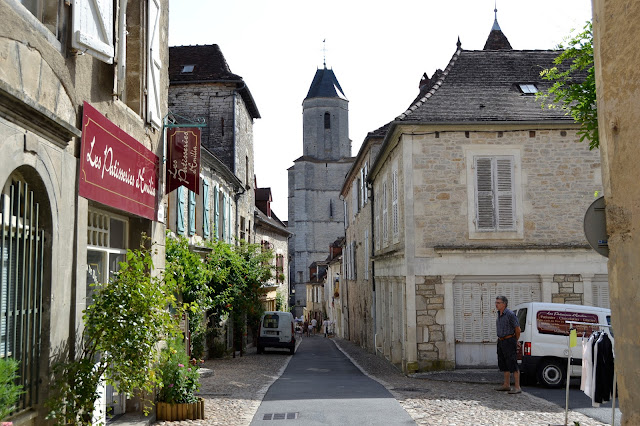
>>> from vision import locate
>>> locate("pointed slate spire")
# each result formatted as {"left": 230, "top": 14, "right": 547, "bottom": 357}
{"left": 483, "top": 4, "right": 512, "bottom": 50}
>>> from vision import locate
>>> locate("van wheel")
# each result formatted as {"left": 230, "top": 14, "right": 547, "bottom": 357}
{"left": 537, "top": 359, "right": 565, "bottom": 388}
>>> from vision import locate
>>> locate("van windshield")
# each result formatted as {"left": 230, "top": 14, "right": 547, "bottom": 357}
{"left": 263, "top": 314, "right": 279, "bottom": 329}
{"left": 516, "top": 308, "right": 527, "bottom": 332}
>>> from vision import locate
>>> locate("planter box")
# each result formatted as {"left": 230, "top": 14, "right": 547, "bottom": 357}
{"left": 156, "top": 398, "right": 205, "bottom": 421}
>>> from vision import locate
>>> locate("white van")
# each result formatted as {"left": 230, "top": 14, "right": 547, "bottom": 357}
{"left": 512, "top": 302, "right": 612, "bottom": 388}
{"left": 257, "top": 311, "right": 296, "bottom": 355}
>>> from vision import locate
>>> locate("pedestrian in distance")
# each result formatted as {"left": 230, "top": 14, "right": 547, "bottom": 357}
{"left": 304, "top": 320, "right": 309, "bottom": 337}
{"left": 495, "top": 295, "right": 522, "bottom": 394}
{"left": 311, "top": 317, "right": 317, "bottom": 335}
{"left": 323, "top": 318, "right": 330, "bottom": 337}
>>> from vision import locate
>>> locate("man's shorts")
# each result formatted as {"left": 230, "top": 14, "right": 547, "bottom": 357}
{"left": 497, "top": 337, "right": 519, "bottom": 373}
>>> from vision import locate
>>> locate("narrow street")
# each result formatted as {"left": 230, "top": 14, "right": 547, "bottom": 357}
{"left": 152, "top": 337, "right": 612, "bottom": 426}
{"left": 250, "top": 336, "right": 415, "bottom": 425}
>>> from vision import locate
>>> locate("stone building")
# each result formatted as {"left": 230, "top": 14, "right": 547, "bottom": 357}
{"left": 168, "top": 44, "right": 260, "bottom": 246}
{"left": 365, "top": 19, "right": 607, "bottom": 372}
{"left": 340, "top": 128, "right": 385, "bottom": 349}
{"left": 0, "top": 0, "right": 169, "bottom": 423}
{"left": 592, "top": 1, "right": 640, "bottom": 423}
{"left": 288, "top": 66, "right": 354, "bottom": 317}
{"left": 254, "top": 186, "right": 291, "bottom": 311}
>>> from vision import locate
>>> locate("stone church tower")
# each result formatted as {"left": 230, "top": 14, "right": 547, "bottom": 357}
{"left": 288, "top": 67, "right": 355, "bottom": 316}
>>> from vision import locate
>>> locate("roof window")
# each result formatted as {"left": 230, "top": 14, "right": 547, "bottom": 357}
{"left": 518, "top": 83, "right": 538, "bottom": 95}
{"left": 181, "top": 65, "right": 195, "bottom": 73}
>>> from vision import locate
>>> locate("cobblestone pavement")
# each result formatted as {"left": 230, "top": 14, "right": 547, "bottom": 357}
{"left": 153, "top": 337, "right": 608, "bottom": 426}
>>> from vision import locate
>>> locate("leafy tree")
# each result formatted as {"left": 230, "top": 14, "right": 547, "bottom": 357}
{"left": 47, "top": 239, "right": 180, "bottom": 425}
{"left": 538, "top": 21, "right": 598, "bottom": 149}
{"left": 0, "top": 358, "right": 23, "bottom": 420}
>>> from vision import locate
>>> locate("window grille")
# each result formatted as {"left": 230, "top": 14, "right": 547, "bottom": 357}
{"left": 1, "top": 180, "right": 45, "bottom": 411}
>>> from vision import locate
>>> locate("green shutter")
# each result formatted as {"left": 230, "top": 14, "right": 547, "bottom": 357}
{"left": 188, "top": 190, "right": 196, "bottom": 235}
{"left": 177, "top": 186, "right": 185, "bottom": 234}
{"left": 203, "top": 180, "right": 210, "bottom": 239}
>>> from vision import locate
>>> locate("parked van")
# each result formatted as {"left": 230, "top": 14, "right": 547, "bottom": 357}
{"left": 512, "top": 302, "right": 612, "bottom": 388}
{"left": 257, "top": 311, "right": 296, "bottom": 355}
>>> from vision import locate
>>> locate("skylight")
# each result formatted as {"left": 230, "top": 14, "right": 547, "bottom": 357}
{"left": 181, "top": 65, "right": 195, "bottom": 73}
{"left": 519, "top": 83, "right": 538, "bottom": 94}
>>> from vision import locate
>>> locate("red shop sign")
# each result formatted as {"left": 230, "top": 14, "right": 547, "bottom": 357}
{"left": 79, "top": 102, "right": 159, "bottom": 221}
{"left": 166, "top": 127, "right": 201, "bottom": 194}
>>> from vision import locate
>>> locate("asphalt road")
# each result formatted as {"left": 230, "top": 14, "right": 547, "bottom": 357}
{"left": 250, "top": 336, "right": 415, "bottom": 426}
{"left": 523, "top": 378, "right": 621, "bottom": 425}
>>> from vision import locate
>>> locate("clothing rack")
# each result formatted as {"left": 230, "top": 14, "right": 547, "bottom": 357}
{"left": 563, "top": 321, "right": 616, "bottom": 426}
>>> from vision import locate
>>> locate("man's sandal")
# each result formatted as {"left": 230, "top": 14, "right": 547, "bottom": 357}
{"left": 495, "top": 386, "right": 511, "bottom": 391}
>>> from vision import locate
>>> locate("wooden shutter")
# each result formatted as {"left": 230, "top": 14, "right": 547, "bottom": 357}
{"left": 496, "top": 158, "right": 515, "bottom": 230}
{"left": 147, "top": 0, "right": 162, "bottom": 128}
{"left": 203, "top": 180, "right": 210, "bottom": 239}
{"left": 214, "top": 186, "right": 219, "bottom": 239}
{"left": 592, "top": 280, "right": 610, "bottom": 309}
{"left": 188, "top": 190, "right": 196, "bottom": 236}
{"left": 72, "top": 0, "right": 115, "bottom": 64}
{"left": 475, "top": 157, "right": 495, "bottom": 230}
{"left": 176, "top": 186, "right": 185, "bottom": 234}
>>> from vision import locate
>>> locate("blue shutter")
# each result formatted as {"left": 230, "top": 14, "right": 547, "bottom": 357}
{"left": 227, "top": 196, "right": 232, "bottom": 243}
{"left": 203, "top": 180, "right": 210, "bottom": 239}
{"left": 177, "top": 186, "right": 185, "bottom": 234}
{"left": 214, "top": 186, "right": 219, "bottom": 240}
{"left": 188, "top": 190, "right": 196, "bottom": 236}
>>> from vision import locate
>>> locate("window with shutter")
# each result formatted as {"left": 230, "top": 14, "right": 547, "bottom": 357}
{"left": 147, "top": 0, "right": 162, "bottom": 128}
{"left": 214, "top": 186, "right": 219, "bottom": 239}
{"left": 474, "top": 156, "right": 515, "bottom": 232}
{"left": 188, "top": 190, "right": 196, "bottom": 236}
{"left": 72, "top": 0, "right": 115, "bottom": 63}
{"left": 203, "top": 180, "right": 210, "bottom": 239}
{"left": 364, "top": 230, "right": 369, "bottom": 280}
{"left": 176, "top": 186, "right": 185, "bottom": 234}
{"left": 382, "top": 180, "right": 388, "bottom": 244}
{"left": 352, "top": 180, "right": 357, "bottom": 220}
{"left": 392, "top": 168, "right": 399, "bottom": 237}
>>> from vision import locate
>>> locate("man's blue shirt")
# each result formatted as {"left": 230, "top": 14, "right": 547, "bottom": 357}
{"left": 496, "top": 308, "right": 519, "bottom": 338}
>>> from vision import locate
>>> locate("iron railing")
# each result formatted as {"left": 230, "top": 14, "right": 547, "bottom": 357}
{"left": 1, "top": 180, "right": 44, "bottom": 410}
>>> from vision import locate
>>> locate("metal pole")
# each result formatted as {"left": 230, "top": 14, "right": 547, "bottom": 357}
{"left": 564, "top": 329, "right": 571, "bottom": 426}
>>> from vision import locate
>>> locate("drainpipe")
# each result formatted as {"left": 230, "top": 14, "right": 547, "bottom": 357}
{"left": 368, "top": 179, "right": 376, "bottom": 349}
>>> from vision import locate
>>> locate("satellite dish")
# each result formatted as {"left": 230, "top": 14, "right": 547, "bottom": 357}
{"left": 584, "top": 196, "right": 608, "bottom": 258}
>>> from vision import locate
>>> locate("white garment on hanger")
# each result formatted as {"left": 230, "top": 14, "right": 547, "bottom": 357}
{"left": 583, "top": 334, "right": 595, "bottom": 398}
{"left": 580, "top": 337, "right": 589, "bottom": 391}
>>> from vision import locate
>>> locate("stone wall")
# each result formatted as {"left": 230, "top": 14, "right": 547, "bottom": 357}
{"left": 415, "top": 276, "right": 452, "bottom": 370}
{"left": 593, "top": 2, "right": 640, "bottom": 422}
{"left": 409, "top": 128, "right": 601, "bottom": 253}
{"left": 552, "top": 274, "right": 584, "bottom": 305}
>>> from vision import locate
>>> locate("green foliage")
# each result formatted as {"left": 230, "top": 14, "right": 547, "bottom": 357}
{"left": 165, "top": 235, "right": 214, "bottom": 359}
{"left": 275, "top": 291, "right": 286, "bottom": 312}
{"left": 157, "top": 338, "right": 201, "bottom": 404}
{"left": 47, "top": 239, "right": 180, "bottom": 425}
{"left": 0, "top": 358, "right": 23, "bottom": 420}
{"left": 166, "top": 235, "right": 274, "bottom": 357}
{"left": 538, "top": 21, "right": 598, "bottom": 149}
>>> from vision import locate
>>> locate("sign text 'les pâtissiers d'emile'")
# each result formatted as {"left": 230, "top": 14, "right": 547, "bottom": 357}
{"left": 166, "top": 127, "right": 201, "bottom": 194}
{"left": 79, "top": 102, "right": 159, "bottom": 221}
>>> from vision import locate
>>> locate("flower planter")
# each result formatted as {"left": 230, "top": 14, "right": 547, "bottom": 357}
{"left": 156, "top": 398, "right": 205, "bottom": 421}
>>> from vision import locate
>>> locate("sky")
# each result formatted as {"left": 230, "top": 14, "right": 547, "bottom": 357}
{"left": 169, "top": 0, "right": 593, "bottom": 221}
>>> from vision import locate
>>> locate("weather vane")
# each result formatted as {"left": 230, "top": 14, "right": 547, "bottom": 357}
{"left": 323, "top": 39, "right": 327, "bottom": 68}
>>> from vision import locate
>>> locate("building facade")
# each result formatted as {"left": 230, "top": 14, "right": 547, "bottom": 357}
{"left": 255, "top": 186, "right": 291, "bottom": 311}
{"left": 288, "top": 67, "right": 354, "bottom": 317}
{"left": 0, "top": 0, "right": 169, "bottom": 422}
{"left": 168, "top": 44, "right": 260, "bottom": 247}
{"left": 366, "top": 22, "right": 607, "bottom": 372}
{"left": 340, "top": 130, "right": 385, "bottom": 350}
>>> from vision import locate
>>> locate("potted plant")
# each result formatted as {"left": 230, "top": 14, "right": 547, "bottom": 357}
{"left": 156, "top": 338, "right": 204, "bottom": 421}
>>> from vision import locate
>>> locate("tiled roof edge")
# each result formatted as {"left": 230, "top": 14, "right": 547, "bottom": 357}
{"left": 396, "top": 43, "right": 463, "bottom": 120}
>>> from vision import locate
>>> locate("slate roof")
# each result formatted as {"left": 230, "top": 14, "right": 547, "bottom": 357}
{"left": 397, "top": 43, "right": 576, "bottom": 123}
{"left": 169, "top": 44, "right": 260, "bottom": 118}
{"left": 305, "top": 67, "right": 347, "bottom": 100}
{"left": 254, "top": 207, "right": 290, "bottom": 235}
{"left": 484, "top": 16, "right": 512, "bottom": 50}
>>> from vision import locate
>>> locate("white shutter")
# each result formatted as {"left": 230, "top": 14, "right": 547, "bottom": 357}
{"left": 343, "top": 200, "right": 348, "bottom": 229}
{"left": 475, "top": 157, "right": 494, "bottom": 230}
{"left": 147, "top": 0, "right": 162, "bottom": 128}
{"left": 592, "top": 280, "right": 610, "bottom": 309}
{"left": 392, "top": 168, "right": 399, "bottom": 236}
{"left": 72, "top": 0, "right": 115, "bottom": 64}
{"left": 352, "top": 180, "right": 357, "bottom": 220}
{"left": 496, "top": 157, "right": 515, "bottom": 230}
{"left": 364, "top": 230, "right": 369, "bottom": 279}
{"left": 363, "top": 162, "right": 368, "bottom": 205}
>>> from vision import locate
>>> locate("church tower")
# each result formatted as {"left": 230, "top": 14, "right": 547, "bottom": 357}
{"left": 288, "top": 66, "right": 354, "bottom": 316}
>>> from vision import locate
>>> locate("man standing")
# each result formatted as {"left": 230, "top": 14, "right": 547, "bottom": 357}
{"left": 323, "top": 318, "right": 331, "bottom": 337}
{"left": 495, "top": 295, "right": 522, "bottom": 394}
{"left": 311, "top": 317, "right": 317, "bottom": 335}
